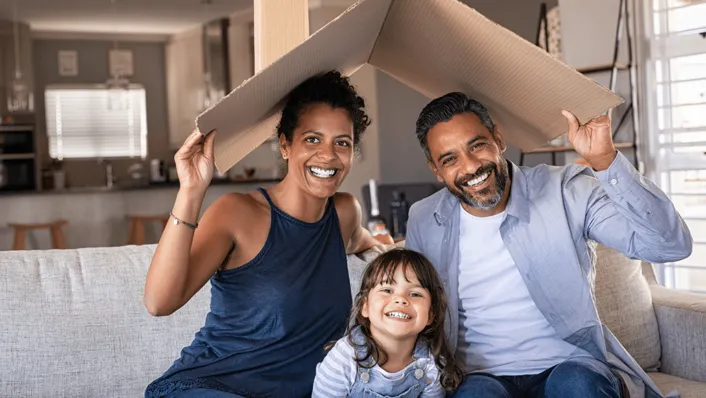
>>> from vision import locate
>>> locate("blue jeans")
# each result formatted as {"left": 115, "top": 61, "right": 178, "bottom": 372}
{"left": 167, "top": 389, "right": 245, "bottom": 398}
{"left": 450, "top": 357, "right": 623, "bottom": 398}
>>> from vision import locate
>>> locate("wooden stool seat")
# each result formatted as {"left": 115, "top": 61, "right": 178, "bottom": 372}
{"left": 8, "top": 220, "right": 68, "bottom": 250}
{"left": 127, "top": 214, "right": 169, "bottom": 245}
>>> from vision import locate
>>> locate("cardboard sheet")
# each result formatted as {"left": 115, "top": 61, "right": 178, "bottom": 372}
{"left": 196, "top": 0, "right": 623, "bottom": 172}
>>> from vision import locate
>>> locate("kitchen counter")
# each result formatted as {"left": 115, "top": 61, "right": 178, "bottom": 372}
{"left": 0, "top": 178, "right": 279, "bottom": 251}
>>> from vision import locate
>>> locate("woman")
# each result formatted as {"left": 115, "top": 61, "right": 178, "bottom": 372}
{"left": 143, "top": 71, "right": 391, "bottom": 398}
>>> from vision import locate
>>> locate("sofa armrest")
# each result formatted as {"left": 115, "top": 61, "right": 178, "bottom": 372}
{"left": 650, "top": 284, "right": 706, "bottom": 382}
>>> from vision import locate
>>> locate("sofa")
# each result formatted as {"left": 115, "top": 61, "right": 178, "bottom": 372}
{"left": 1, "top": 243, "right": 705, "bottom": 397}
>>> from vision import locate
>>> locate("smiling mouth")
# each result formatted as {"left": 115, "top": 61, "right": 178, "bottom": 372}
{"left": 462, "top": 170, "right": 491, "bottom": 188}
{"left": 307, "top": 166, "right": 339, "bottom": 179}
{"left": 386, "top": 311, "right": 412, "bottom": 320}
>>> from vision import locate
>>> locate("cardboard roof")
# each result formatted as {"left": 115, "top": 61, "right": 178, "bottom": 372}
{"left": 196, "top": 0, "right": 624, "bottom": 173}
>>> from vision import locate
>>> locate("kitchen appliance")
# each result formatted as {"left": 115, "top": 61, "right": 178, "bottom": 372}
{"left": 389, "top": 190, "right": 409, "bottom": 239}
{"left": 0, "top": 124, "right": 36, "bottom": 192}
{"left": 0, "top": 124, "right": 34, "bottom": 155}
{"left": 0, "top": 158, "right": 35, "bottom": 191}
{"left": 150, "top": 159, "right": 167, "bottom": 183}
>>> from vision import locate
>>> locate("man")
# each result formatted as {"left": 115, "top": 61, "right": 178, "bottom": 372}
{"left": 405, "top": 92, "right": 692, "bottom": 398}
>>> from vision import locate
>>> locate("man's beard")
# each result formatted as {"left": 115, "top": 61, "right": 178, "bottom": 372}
{"left": 447, "top": 161, "right": 508, "bottom": 211}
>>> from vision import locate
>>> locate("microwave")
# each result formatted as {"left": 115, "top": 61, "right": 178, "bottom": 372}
{"left": 0, "top": 125, "right": 35, "bottom": 155}
{"left": 0, "top": 125, "right": 36, "bottom": 192}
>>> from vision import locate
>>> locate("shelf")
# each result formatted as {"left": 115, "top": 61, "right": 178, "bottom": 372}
{"left": 523, "top": 142, "right": 634, "bottom": 154}
{"left": 576, "top": 63, "right": 630, "bottom": 74}
{"left": 0, "top": 125, "right": 34, "bottom": 132}
{"left": 0, "top": 153, "right": 35, "bottom": 160}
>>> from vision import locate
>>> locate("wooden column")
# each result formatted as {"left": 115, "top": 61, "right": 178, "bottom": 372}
{"left": 254, "top": 0, "right": 310, "bottom": 72}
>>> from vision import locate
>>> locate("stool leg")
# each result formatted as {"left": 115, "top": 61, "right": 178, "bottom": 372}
{"left": 127, "top": 219, "right": 136, "bottom": 245}
{"left": 12, "top": 228, "right": 27, "bottom": 250}
{"left": 135, "top": 221, "right": 145, "bottom": 246}
{"left": 50, "top": 225, "right": 67, "bottom": 249}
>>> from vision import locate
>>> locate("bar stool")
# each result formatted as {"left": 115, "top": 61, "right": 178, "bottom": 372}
{"left": 8, "top": 220, "right": 68, "bottom": 250}
{"left": 127, "top": 214, "right": 170, "bottom": 245}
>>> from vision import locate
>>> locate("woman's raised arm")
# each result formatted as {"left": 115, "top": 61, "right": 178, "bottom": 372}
{"left": 143, "top": 130, "right": 234, "bottom": 316}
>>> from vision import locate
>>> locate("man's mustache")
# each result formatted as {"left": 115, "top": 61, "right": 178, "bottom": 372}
{"left": 455, "top": 163, "right": 497, "bottom": 188}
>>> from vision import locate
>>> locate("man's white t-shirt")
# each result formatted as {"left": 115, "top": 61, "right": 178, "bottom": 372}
{"left": 456, "top": 205, "right": 587, "bottom": 375}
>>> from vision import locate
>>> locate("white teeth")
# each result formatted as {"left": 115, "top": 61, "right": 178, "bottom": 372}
{"left": 464, "top": 171, "right": 490, "bottom": 187}
{"left": 309, "top": 167, "right": 337, "bottom": 178}
{"left": 386, "top": 311, "right": 411, "bottom": 319}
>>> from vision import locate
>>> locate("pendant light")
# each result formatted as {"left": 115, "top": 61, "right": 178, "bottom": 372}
{"left": 6, "top": 0, "right": 33, "bottom": 113}
{"left": 105, "top": 0, "right": 130, "bottom": 111}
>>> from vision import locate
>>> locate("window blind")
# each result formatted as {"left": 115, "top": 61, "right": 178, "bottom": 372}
{"left": 44, "top": 85, "right": 148, "bottom": 160}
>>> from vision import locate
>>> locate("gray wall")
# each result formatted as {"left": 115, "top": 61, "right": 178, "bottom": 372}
{"left": 33, "top": 39, "right": 169, "bottom": 188}
{"left": 376, "top": 0, "right": 559, "bottom": 185}
{"left": 377, "top": 72, "right": 436, "bottom": 184}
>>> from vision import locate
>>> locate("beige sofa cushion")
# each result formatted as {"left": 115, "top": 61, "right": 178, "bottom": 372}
{"left": 0, "top": 245, "right": 210, "bottom": 398}
{"left": 649, "top": 372, "right": 706, "bottom": 398}
{"left": 594, "top": 244, "right": 661, "bottom": 370}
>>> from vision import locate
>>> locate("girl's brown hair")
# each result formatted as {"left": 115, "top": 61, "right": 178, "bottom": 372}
{"left": 346, "top": 247, "right": 464, "bottom": 391}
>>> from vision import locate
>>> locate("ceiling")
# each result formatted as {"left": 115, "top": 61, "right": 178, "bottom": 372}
{"left": 0, "top": 0, "right": 253, "bottom": 35}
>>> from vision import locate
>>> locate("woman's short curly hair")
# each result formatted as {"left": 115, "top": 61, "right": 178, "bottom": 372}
{"left": 276, "top": 70, "right": 370, "bottom": 151}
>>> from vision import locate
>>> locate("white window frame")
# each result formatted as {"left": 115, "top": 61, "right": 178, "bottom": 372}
{"left": 636, "top": 0, "right": 706, "bottom": 292}
{"left": 44, "top": 84, "right": 149, "bottom": 160}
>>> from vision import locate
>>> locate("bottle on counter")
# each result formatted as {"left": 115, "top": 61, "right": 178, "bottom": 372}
{"left": 389, "top": 190, "right": 409, "bottom": 239}
{"left": 366, "top": 178, "right": 389, "bottom": 237}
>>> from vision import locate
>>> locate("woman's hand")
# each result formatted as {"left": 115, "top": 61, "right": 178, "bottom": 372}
{"left": 373, "top": 233, "right": 395, "bottom": 245}
{"left": 175, "top": 129, "right": 217, "bottom": 193}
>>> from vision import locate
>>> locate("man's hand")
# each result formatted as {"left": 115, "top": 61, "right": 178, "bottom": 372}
{"left": 562, "top": 110, "right": 617, "bottom": 171}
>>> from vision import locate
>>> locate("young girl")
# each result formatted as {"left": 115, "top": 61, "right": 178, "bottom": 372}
{"left": 313, "top": 248, "right": 463, "bottom": 397}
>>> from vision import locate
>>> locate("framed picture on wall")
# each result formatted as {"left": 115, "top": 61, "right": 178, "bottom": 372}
{"left": 58, "top": 50, "right": 78, "bottom": 76}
